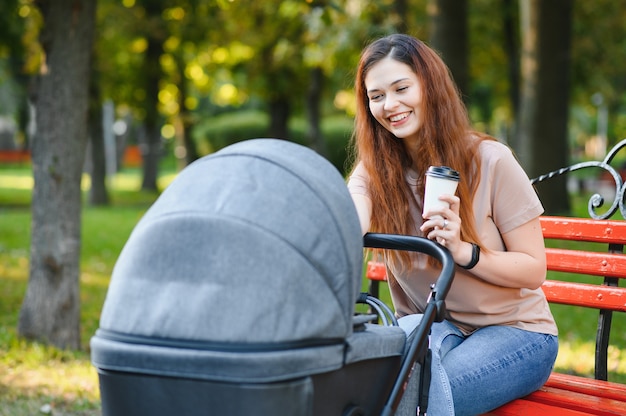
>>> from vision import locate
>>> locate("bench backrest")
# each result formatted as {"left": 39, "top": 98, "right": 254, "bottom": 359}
{"left": 541, "top": 216, "right": 626, "bottom": 312}
{"left": 367, "top": 217, "right": 626, "bottom": 310}
{"left": 365, "top": 216, "right": 626, "bottom": 381}
{"left": 539, "top": 215, "right": 626, "bottom": 381}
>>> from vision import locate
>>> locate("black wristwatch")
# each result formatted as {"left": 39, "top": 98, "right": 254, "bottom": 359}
{"left": 460, "top": 243, "right": 480, "bottom": 270}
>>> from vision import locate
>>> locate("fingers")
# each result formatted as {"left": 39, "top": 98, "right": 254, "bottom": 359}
{"left": 421, "top": 216, "right": 457, "bottom": 238}
{"left": 419, "top": 194, "right": 464, "bottom": 257}
{"left": 420, "top": 194, "right": 461, "bottom": 247}
{"left": 422, "top": 194, "right": 460, "bottom": 221}
{"left": 445, "top": 194, "right": 460, "bottom": 212}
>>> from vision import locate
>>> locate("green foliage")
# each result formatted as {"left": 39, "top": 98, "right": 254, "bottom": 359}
{"left": 192, "top": 110, "right": 354, "bottom": 173}
{"left": 287, "top": 114, "right": 355, "bottom": 173}
{"left": 3, "top": 0, "right": 626, "bottom": 167}
{"left": 318, "top": 115, "right": 356, "bottom": 174}
{"left": 192, "top": 109, "right": 270, "bottom": 154}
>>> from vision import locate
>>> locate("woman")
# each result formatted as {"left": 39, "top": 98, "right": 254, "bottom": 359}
{"left": 347, "top": 34, "right": 558, "bottom": 415}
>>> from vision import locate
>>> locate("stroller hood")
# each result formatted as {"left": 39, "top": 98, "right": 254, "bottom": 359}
{"left": 98, "top": 139, "right": 363, "bottom": 346}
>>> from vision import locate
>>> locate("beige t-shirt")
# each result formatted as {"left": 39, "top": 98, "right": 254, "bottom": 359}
{"left": 348, "top": 140, "right": 558, "bottom": 336}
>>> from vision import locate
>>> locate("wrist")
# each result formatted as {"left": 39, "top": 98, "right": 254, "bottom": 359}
{"left": 459, "top": 242, "right": 480, "bottom": 270}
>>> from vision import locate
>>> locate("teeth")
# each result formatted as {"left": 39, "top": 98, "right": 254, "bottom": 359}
{"left": 390, "top": 112, "right": 409, "bottom": 122}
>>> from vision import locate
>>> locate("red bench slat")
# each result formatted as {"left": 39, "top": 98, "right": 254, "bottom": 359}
{"left": 546, "top": 248, "right": 626, "bottom": 278}
{"left": 486, "top": 373, "right": 626, "bottom": 415}
{"left": 542, "top": 280, "right": 626, "bottom": 311}
{"left": 546, "top": 373, "right": 626, "bottom": 403}
{"left": 484, "top": 399, "right": 600, "bottom": 416}
{"left": 541, "top": 216, "right": 626, "bottom": 244}
{"left": 521, "top": 385, "right": 626, "bottom": 415}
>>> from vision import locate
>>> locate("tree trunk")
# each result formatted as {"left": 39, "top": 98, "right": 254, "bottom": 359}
{"left": 517, "top": 0, "right": 572, "bottom": 214}
{"left": 174, "top": 52, "right": 199, "bottom": 167}
{"left": 306, "top": 66, "right": 326, "bottom": 156}
{"left": 140, "top": 0, "right": 165, "bottom": 191}
{"left": 428, "top": 0, "right": 469, "bottom": 100}
{"left": 268, "top": 95, "right": 290, "bottom": 139}
{"left": 88, "top": 54, "right": 110, "bottom": 206}
{"left": 182, "top": 118, "right": 198, "bottom": 166}
{"left": 393, "top": 0, "right": 409, "bottom": 33}
{"left": 502, "top": 0, "right": 520, "bottom": 147}
{"left": 88, "top": 106, "right": 109, "bottom": 205}
{"left": 18, "top": 0, "right": 96, "bottom": 350}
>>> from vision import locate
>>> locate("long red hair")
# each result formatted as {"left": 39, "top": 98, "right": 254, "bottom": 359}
{"left": 349, "top": 34, "right": 491, "bottom": 262}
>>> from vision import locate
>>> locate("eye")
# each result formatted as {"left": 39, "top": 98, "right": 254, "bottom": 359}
{"left": 397, "top": 86, "right": 409, "bottom": 93}
{"left": 369, "top": 93, "right": 383, "bottom": 102}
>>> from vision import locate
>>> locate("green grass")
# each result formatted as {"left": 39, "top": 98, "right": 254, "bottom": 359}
{"left": 1, "top": 164, "right": 625, "bottom": 414}
{"left": 0, "top": 163, "right": 168, "bottom": 415}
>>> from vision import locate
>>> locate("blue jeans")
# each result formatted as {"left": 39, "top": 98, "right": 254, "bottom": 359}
{"left": 398, "top": 316, "right": 558, "bottom": 415}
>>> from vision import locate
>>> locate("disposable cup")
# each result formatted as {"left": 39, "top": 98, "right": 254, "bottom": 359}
{"left": 422, "top": 166, "right": 460, "bottom": 219}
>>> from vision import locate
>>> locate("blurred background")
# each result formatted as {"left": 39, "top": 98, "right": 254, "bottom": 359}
{"left": 2, "top": 2, "right": 626, "bottom": 413}
{"left": 1, "top": 1, "right": 624, "bottom": 183}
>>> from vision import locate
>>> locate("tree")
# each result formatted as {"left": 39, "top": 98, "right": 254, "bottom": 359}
{"left": 501, "top": 0, "right": 520, "bottom": 146}
{"left": 18, "top": 0, "right": 96, "bottom": 349}
{"left": 161, "top": 1, "right": 208, "bottom": 167}
{"left": 428, "top": 0, "right": 469, "bottom": 100}
{"left": 88, "top": 52, "right": 110, "bottom": 206}
{"left": 517, "top": 0, "right": 573, "bottom": 214}
{"left": 138, "top": 0, "right": 167, "bottom": 191}
{"left": 95, "top": 0, "right": 170, "bottom": 189}
{"left": 569, "top": 1, "right": 626, "bottom": 146}
{"left": 305, "top": 66, "right": 326, "bottom": 154}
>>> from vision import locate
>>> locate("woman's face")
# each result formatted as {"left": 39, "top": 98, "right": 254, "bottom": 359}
{"left": 364, "top": 56, "right": 423, "bottom": 144}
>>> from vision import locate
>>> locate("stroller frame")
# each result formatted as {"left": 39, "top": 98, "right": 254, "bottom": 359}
{"left": 363, "top": 233, "right": 454, "bottom": 416}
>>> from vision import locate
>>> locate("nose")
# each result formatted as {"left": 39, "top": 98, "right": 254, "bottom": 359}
{"left": 383, "top": 95, "right": 398, "bottom": 111}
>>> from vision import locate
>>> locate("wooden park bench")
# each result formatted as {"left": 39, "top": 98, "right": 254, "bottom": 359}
{"left": 0, "top": 149, "right": 30, "bottom": 164}
{"left": 365, "top": 139, "right": 626, "bottom": 415}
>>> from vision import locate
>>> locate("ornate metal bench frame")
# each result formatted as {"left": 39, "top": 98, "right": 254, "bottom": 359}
{"left": 531, "top": 138, "right": 626, "bottom": 220}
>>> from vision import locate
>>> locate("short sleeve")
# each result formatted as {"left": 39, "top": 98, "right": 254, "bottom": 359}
{"left": 482, "top": 142, "right": 544, "bottom": 234}
{"left": 347, "top": 162, "right": 370, "bottom": 198}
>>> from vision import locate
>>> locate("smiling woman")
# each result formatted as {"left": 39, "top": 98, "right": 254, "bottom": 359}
{"left": 364, "top": 57, "right": 424, "bottom": 142}
{"left": 347, "top": 34, "right": 558, "bottom": 416}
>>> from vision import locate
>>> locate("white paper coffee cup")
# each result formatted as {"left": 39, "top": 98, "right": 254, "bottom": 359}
{"left": 423, "top": 166, "right": 460, "bottom": 219}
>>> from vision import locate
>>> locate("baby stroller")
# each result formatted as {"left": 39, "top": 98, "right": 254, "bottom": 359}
{"left": 90, "top": 138, "right": 455, "bottom": 416}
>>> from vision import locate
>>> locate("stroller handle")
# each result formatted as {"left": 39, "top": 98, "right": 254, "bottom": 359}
{"left": 363, "top": 234, "right": 456, "bottom": 416}
{"left": 363, "top": 233, "right": 455, "bottom": 303}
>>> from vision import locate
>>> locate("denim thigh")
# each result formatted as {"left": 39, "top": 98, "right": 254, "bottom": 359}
{"left": 437, "top": 323, "right": 558, "bottom": 415}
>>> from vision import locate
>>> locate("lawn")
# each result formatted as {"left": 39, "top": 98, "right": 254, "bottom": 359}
{"left": 0, "top": 165, "right": 173, "bottom": 415}
{"left": 1, "top": 163, "right": 625, "bottom": 415}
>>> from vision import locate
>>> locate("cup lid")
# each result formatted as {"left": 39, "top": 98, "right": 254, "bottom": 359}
{"left": 426, "top": 166, "right": 460, "bottom": 181}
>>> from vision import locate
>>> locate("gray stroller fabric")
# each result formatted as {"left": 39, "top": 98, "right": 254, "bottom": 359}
{"left": 91, "top": 138, "right": 406, "bottom": 384}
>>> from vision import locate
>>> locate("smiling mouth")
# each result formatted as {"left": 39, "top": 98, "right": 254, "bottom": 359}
{"left": 389, "top": 112, "right": 410, "bottom": 122}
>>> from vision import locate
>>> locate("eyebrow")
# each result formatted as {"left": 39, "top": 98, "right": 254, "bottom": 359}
{"left": 367, "top": 78, "right": 411, "bottom": 94}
